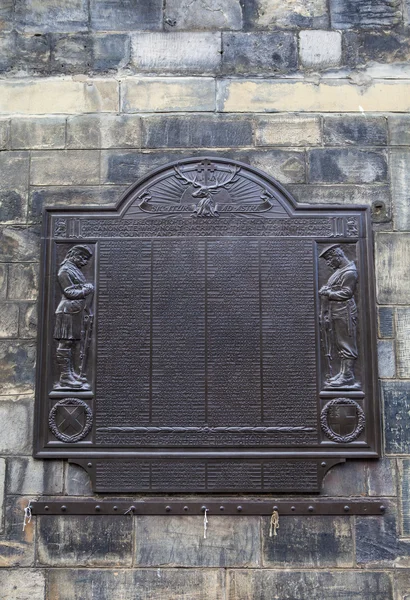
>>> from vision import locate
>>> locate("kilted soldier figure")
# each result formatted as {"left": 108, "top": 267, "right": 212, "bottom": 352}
{"left": 54, "top": 245, "right": 94, "bottom": 390}
{"left": 319, "top": 244, "right": 359, "bottom": 388}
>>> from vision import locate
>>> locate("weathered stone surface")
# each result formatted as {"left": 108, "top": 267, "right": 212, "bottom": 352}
{"left": 7, "top": 264, "right": 38, "bottom": 300}
{"left": 0, "top": 118, "right": 9, "bottom": 149}
{"left": 396, "top": 570, "right": 410, "bottom": 600}
{"left": 227, "top": 570, "right": 393, "bottom": 600}
{"left": 322, "top": 460, "right": 367, "bottom": 496}
{"left": 378, "top": 340, "right": 396, "bottom": 378}
{"left": 383, "top": 381, "right": 410, "bottom": 454}
{"left": 165, "top": 0, "right": 242, "bottom": 30}
{"left": 396, "top": 308, "right": 410, "bottom": 378}
{"left": 65, "top": 462, "right": 92, "bottom": 495}
{"left": 0, "top": 151, "right": 29, "bottom": 223}
{"left": 222, "top": 32, "right": 297, "bottom": 74}
{"left": 18, "top": 303, "right": 37, "bottom": 339}
{"left": 0, "top": 344, "right": 36, "bottom": 395}
{"left": 31, "top": 150, "right": 100, "bottom": 186}
{"left": 0, "top": 0, "right": 14, "bottom": 33}
{"left": 0, "top": 79, "right": 119, "bottom": 115}
{"left": 142, "top": 115, "right": 253, "bottom": 148}
{"left": 0, "top": 302, "right": 19, "bottom": 338}
{"left": 0, "top": 265, "right": 6, "bottom": 300}
{"left": 218, "top": 80, "right": 410, "bottom": 113}
{"left": 330, "top": 0, "right": 402, "bottom": 29}
{"left": 299, "top": 30, "right": 342, "bottom": 69}
{"left": 102, "top": 149, "right": 306, "bottom": 185}
{"left": 15, "top": 0, "right": 88, "bottom": 33}
{"left": 122, "top": 77, "right": 215, "bottom": 112}
{"left": 0, "top": 458, "right": 5, "bottom": 530}
{"left": 390, "top": 115, "right": 410, "bottom": 145}
{"left": 309, "top": 149, "right": 387, "bottom": 184}
{"left": 242, "top": 0, "right": 328, "bottom": 29}
{"left": 289, "top": 183, "right": 389, "bottom": 208}
{"left": 67, "top": 114, "right": 141, "bottom": 149}
{"left": 0, "top": 569, "right": 45, "bottom": 599}
{"left": 37, "top": 515, "right": 133, "bottom": 566}
{"left": 390, "top": 149, "right": 410, "bottom": 231}
{"left": 11, "top": 117, "right": 66, "bottom": 150}
{"left": 135, "top": 516, "right": 260, "bottom": 567}
{"left": 90, "top": 0, "right": 162, "bottom": 31}
{"left": 262, "top": 516, "right": 353, "bottom": 567}
{"left": 50, "top": 34, "right": 92, "bottom": 75}
{"left": 49, "top": 568, "right": 225, "bottom": 600}
{"left": 255, "top": 114, "right": 321, "bottom": 146}
{"left": 0, "top": 496, "right": 35, "bottom": 567}
{"left": 324, "top": 115, "right": 387, "bottom": 146}
{"left": 93, "top": 33, "right": 129, "bottom": 72}
{"left": 378, "top": 306, "right": 394, "bottom": 338}
{"left": 367, "top": 457, "right": 397, "bottom": 497}
{"left": 132, "top": 32, "right": 221, "bottom": 73}
{"left": 14, "top": 32, "right": 51, "bottom": 74}
{"left": 0, "top": 227, "right": 40, "bottom": 262}
{"left": 376, "top": 233, "right": 410, "bottom": 305}
{"left": 7, "top": 457, "right": 64, "bottom": 495}
{"left": 400, "top": 460, "right": 410, "bottom": 536}
{"left": 344, "top": 29, "right": 410, "bottom": 68}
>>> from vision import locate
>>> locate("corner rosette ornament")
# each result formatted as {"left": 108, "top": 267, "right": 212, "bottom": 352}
{"left": 49, "top": 398, "right": 93, "bottom": 443}
{"left": 321, "top": 398, "right": 365, "bottom": 443}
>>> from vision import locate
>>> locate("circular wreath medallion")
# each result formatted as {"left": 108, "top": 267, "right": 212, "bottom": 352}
{"left": 320, "top": 398, "right": 365, "bottom": 443}
{"left": 49, "top": 398, "right": 93, "bottom": 443}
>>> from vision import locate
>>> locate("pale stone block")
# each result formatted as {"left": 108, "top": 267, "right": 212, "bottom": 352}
{"left": 0, "top": 458, "right": 5, "bottom": 530}
{"left": 249, "top": 0, "right": 328, "bottom": 29}
{"left": 132, "top": 32, "right": 221, "bottom": 73}
{"left": 7, "top": 264, "right": 38, "bottom": 300}
{"left": 0, "top": 398, "right": 33, "bottom": 453}
{"left": 299, "top": 30, "right": 342, "bottom": 69}
{"left": 377, "top": 340, "right": 396, "bottom": 378}
{"left": 397, "top": 309, "right": 410, "bottom": 379}
{"left": 0, "top": 79, "right": 119, "bottom": 115}
{"left": 7, "top": 457, "right": 64, "bottom": 495}
{"left": 390, "top": 149, "right": 410, "bottom": 231}
{"left": 255, "top": 115, "right": 321, "bottom": 146}
{"left": 31, "top": 150, "right": 100, "bottom": 185}
{"left": 0, "top": 569, "right": 45, "bottom": 599}
{"left": 0, "top": 302, "right": 19, "bottom": 337}
{"left": 11, "top": 117, "right": 66, "bottom": 149}
{"left": 165, "top": 0, "right": 242, "bottom": 30}
{"left": 0, "top": 119, "right": 10, "bottom": 149}
{"left": 67, "top": 114, "right": 141, "bottom": 149}
{"left": 0, "top": 343, "right": 36, "bottom": 395}
{"left": 376, "top": 233, "right": 410, "bottom": 305}
{"left": 218, "top": 80, "right": 410, "bottom": 113}
{"left": 121, "top": 77, "right": 215, "bottom": 112}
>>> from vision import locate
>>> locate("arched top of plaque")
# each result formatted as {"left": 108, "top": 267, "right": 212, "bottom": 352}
{"left": 118, "top": 157, "right": 300, "bottom": 220}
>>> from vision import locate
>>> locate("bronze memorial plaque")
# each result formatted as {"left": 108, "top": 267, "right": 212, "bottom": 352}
{"left": 34, "top": 157, "right": 381, "bottom": 493}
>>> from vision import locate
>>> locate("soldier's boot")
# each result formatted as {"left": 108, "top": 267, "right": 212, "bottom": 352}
{"left": 55, "top": 348, "right": 82, "bottom": 389}
{"left": 328, "top": 359, "right": 355, "bottom": 387}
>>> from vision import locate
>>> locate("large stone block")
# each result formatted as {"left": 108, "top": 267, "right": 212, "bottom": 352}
{"left": 0, "top": 118, "right": 9, "bottom": 149}
{"left": 7, "top": 457, "right": 64, "bottom": 495}
{"left": 330, "top": 0, "right": 402, "bottom": 29}
{"left": 0, "top": 458, "right": 5, "bottom": 530}
{"left": 0, "top": 79, "right": 119, "bottom": 115}
{"left": 90, "top": 0, "right": 162, "bottom": 31}
{"left": 37, "top": 515, "right": 133, "bottom": 566}
{"left": 227, "top": 570, "right": 393, "bottom": 600}
{"left": 48, "top": 569, "right": 225, "bottom": 600}
{"left": 132, "top": 32, "right": 221, "bottom": 73}
{"left": 378, "top": 306, "right": 394, "bottom": 338}
{"left": 15, "top": 0, "right": 88, "bottom": 33}
{"left": 242, "top": 0, "right": 328, "bottom": 29}
{"left": 14, "top": 32, "right": 51, "bottom": 74}
{"left": 142, "top": 115, "right": 253, "bottom": 148}
{"left": 93, "top": 33, "right": 129, "bottom": 72}
{"left": 31, "top": 150, "right": 100, "bottom": 186}
{"left": 400, "top": 459, "right": 410, "bottom": 536}
{"left": 367, "top": 457, "right": 398, "bottom": 497}
{"left": 396, "top": 570, "right": 410, "bottom": 600}
{"left": 165, "top": 0, "right": 242, "bottom": 30}
{"left": 378, "top": 339, "right": 396, "bottom": 378}
{"left": 121, "top": 77, "right": 216, "bottom": 112}
{"left": 0, "top": 569, "right": 45, "bottom": 599}
{"left": 309, "top": 149, "right": 387, "bottom": 184}
{"left": 0, "top": 302, "right": 19, "bottom": 338}
{"left": 218, "top": 80, "right": 410, "bottom": 113}
{"left": 262, "top": 515, "right": 353, "bottom": 567}
{"left": 390, "top": 149, "right": 410, "bottom": 231}
{"left": 396, "top": 308, "right": 410, "bottom": 378}
{"left": 0, "top": 496, "right": 35, "bottom": 567}
{"left": 299, "top": 30, "right": 342, "bottom": 69}
{"left": 0, "top": 151, "right": 29, "bottom": 223}
{"left": 67, "top": 114, "right": 141, "bottom": 149}
{"left": 322, "top": 457, "right": 397, "bottom": 497}
{"left": 102, "top": 149, "right": 306, "bottom": 185}
{"left": 11, "top": 117, "right": 66, "bottom": 150}
{"left": 0, "top": 343, "right": 36, "bottom": 395}
{"left": 18, "top": 303, "right": 37, "bottom": 339}
{"left": 383, "top": 381, "right": 410, "bottom": 454}
{"left": 0, "top": 227, "right": 40, "bottom": 262}
{"left": 64, "top": 462, "right": 92, "bottom": 495}
{"left": 390, "top": 115, "right": 410, "bottom": 145}
{"left": 7, "top": 264, "right": 38, "bottom": 300}
{"left": 376, "top": 233, "right": 410, "bottom": 305}
{"left": 255, "top": 115, "right": 321, "bottom": 146}
{"left": 344, "top": 29, "right": 410, "bottom": 69}
{"left": 50, "top": 33, "right": 92, "bottom": 75}
{"left": 324, "top": 115, "right": 387, "bottom": 146}
{"left": 135, "top": 516, "right": 260, "bottom": 567}
{"left": 222, "top": 32, "right": 297, "bottom": 74}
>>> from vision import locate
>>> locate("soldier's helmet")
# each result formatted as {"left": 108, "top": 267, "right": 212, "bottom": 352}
{"left": 319, "top": 244, "right": 342, "bottom": 259}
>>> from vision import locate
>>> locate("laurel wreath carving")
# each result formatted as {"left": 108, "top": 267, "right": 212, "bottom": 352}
{"left": 320, "top": 398, "right": 365, "bottom": 443}
{"left": 49, "top": 398, "right": 93, "bottom": 443}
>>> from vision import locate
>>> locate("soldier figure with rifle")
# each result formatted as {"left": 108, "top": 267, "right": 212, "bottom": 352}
{"left": 53, "top": 244, "right": 94, "bottom": 390}
{"left": 319, "top": 244, "right": 359, "bottom": 389}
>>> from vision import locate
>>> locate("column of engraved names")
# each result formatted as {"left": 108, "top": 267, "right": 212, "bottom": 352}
{"left": 207, "top": 239, "right": 261, "bottom": 426}
{"left": 261, "top": 239, "right": 318, "bottom": 439}
{"left": 151, "top": 239, "right": 206, "bottom": 426}
{"left": 96, "top": 240, "right": 151, "bottom": 436}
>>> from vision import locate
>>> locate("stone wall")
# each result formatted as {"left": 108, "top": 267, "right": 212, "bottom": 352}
{"left": 0, "top": 1, "right": 410, "bottom": 598}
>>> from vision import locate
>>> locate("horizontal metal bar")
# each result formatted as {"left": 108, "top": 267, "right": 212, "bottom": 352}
{"left": 31, "top": 499, "right": 387, "bottom": 516}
